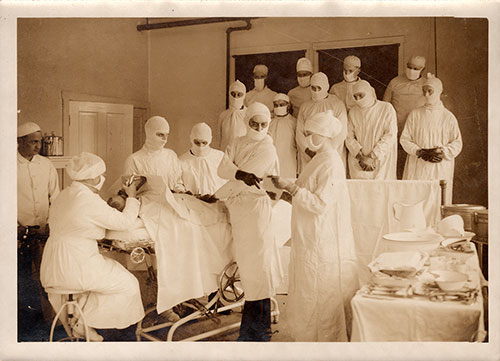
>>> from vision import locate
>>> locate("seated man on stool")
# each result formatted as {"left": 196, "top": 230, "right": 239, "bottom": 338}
{"left": 17, "top": 122, "right": 60, "bottom": 339}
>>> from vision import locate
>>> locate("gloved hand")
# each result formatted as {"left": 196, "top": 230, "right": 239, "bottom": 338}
{"left": 235, "top": 170, "right": 262, "bottom": 189}
{"left": 305, "top": 148, "right": 316, "bottom": 159}
{"left": 266, "top": 191, "right": 277, "bottom": 200}
{"left": 357, "top": 153, "right": 375, "bottom": 172}
{"left": 270, "top": 176, "right": 298, "bottom": 195}
{"left": 198, "top": 194, "right": 218, "bottom": 203}
{"left": 280, "top": 191, "right": 293, "bottom": 204}
{"left": 428, "top": 147, "right": 444, "bottom": 163}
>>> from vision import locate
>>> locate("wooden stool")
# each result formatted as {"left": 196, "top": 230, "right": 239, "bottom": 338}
{"left": 45, "top": 288, "right": 90, "bottom": 342}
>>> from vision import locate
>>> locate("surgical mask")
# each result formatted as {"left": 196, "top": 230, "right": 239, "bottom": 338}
{"left": 297, "top": 76, "right": 311, "bottom": 88}
{"left": 355, "top": 94, "right": 374, "bottom": 109}
{"left": 405, "top": 67, "right": 421, "bottom": 81}
{"left": 343, "top": 71, "right": 358, "bottom": 83}
{"left": 274, "top": 105, "right": 288, "bottom": 117}
{"left": 92, "top": 175, "right": 106, "bottom": 191}
{"left": 305, "top": 134, "right": 325, "bottom": 152}
{"left": 191, "top": 143, "right": 210, "bottom": 157}
{"left": 230, "top": 95, "right": 245, "bottom": 110}
{"left": 254, "top": 78, "right": 265, "bottom": 91}
{"left": 424, "top": 93, "right": 441, "bottom": 106}
{"left": 247, "top": 127, "right": 268, "bottom": 142}
{"left": 311, "top": 88, "right": 328, "bottom": 102}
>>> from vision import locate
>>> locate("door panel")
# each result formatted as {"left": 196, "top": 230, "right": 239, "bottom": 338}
{"left": 69, "top": 101, "right": 133, "bottom": 195}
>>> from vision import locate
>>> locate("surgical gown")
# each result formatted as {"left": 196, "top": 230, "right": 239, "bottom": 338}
{"left": 288, "top": 149, "right": 358, "bottom": 341}
{"left": 296, "top": 95, "right": 348, "bottom": 173}
{"left": 329, "top": 79, "right": 361, "bottom": 111}
{"left": 346, "top": 100, "right": 398, "bottom": 179}
{"left": 244, "top": 86, "right": 278, "bottom": 112}
{"left": 217, "top": 106, "right": 247, "bottom": 152}
{"left": 40, "top": 181, "right": 144, "bottom": 329}
{"left": 124, "top": 147, "right": 185, "bottom": 192}
{"left": 268, "top": 114, "right": 298, "bottom": 178}
{"left": 400, "top": 103, "right": 463, "bottom": 203}
{"left": 217, "top": 135, "right": 282, "bottom": 300}
{"left": 179, "top": 148, "right": 226, "bottom": 195}
{"left": 287, "top": 85, "right": 312, "bottom": 117}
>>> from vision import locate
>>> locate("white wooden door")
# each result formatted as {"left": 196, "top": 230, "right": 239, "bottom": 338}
{"left": 68, "top": 101, "right": 133, "bottom": 195}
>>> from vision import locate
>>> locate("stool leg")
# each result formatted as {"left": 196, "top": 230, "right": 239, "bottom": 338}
{"left": 50, "top": 301, "right": 71, "bottom": 342}
{"left": 73, "top": 303, "right": 90, "bottom": 342}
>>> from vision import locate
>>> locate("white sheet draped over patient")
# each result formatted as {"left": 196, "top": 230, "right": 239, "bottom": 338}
{"left": 126, "top": 176, "right": 290, "bottom": 313}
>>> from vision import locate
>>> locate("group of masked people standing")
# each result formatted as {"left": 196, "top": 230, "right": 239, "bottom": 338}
{"left": 17, "top": 51, "right": 463, "bottom": 343}
{"left": 219, "top": 55, "right": 462, "bottom": 203}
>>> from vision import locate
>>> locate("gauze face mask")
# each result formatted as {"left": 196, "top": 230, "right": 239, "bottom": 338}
{"left": 355, "top": 93, "right": 374, "bottom": 108}
{"left": 230, "top": 95, "right": 245, "bottom": 110}
{"left": 247, "top": 127, "right": 268, "bottom": 141}
{"left": 343, "top": 70, "right": 358, "bottom": 82}
{"left": 254, "top": 78, "right": 265, "bottom": 91}
{"left": 274, "top": 105, "right": 288, "bottom": 117}
{"left": 405, "top": 67, "right": 421, "bottom": 81}
{"left": 297, "top": 76, "right": 311, "bottom": 88}
{"left": 311, "top": 86, "right": 327, "bottom": 101}
{"left": 306, "top": 134, "right": 325, "bottom": 152}
{"left": 90, "top": 175, "right": 106, "bottom": 191}
{"left": 191, "top": 144, "right": 210, "bottom": 157}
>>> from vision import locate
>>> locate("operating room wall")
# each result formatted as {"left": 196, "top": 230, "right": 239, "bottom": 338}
{"left": 148, "top": 17, "right": 436, "bottom": 154}
{"left": 435, "top": 18, "right": 488, "bottom": 207}
{"left": 17, "top": 18, "right": 149, "bottom": 135}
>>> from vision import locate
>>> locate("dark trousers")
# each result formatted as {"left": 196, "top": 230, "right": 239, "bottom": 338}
{"left": 237, "top": 298, "right": 271, "bottom": 342}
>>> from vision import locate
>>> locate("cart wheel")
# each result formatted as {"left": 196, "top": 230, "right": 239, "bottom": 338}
{"left": 218, "top": 261, "right": 244, "bottom": 303}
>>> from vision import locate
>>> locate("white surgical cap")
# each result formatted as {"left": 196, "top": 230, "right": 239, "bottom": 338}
{"left": 273, "top": 93, "right": 290, "bottom": 103}
{"left": 66, "top": 152, "right": 106, "bottom": 181}
{"left": 305, "top": 110, "right": 342, "bottom": 139}
{"left": 311, "top": 72, "right": 330, "bottom": 91}
{"left": 296, "top": 57, "right": 313, "bottom": 72}
{"left": 408, "top": 55, "right": 426, "bottom": 68}
{"left": 352, "top": 79, "right": 377, "bottom": 99}
{"left": 190, "top": 122, "right": 212, "bottom": 143}
{"left": 145, "top": 116, "right": 170, "bottom": 137}
{"left": 424, "top": 73, "right": 443, "bottom": 94}
{"left": 18, "top": 122, "right": 41, "bottom": 137}
{"left": 230, "top": 80, "right": 246, "bottom": 94}
{"left": 344, "top": 55, "right": 361, "bottom": 68}
{"left": 246, "top": 102, "right": 271, "bottom": 122}
{"left": 253, "top": 64, "right": 268, "bottom": 76}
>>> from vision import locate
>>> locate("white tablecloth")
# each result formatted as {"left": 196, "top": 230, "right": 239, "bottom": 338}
{"left": 350, "top": 248, "right": 486, "bottom": 342}
{"left": 347, "top": 180, "right": 442, "bottom": 284}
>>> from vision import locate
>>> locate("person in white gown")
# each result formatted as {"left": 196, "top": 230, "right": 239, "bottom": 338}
{"left": 287, "top": 57, "right": 313, "bottom": 117}
{"left": 124, "top": 115, "right": 186, "bottom": 193}
{"left": 296, "top": 72, "right": 348, "bottom": 173}
{"left": 40, "top": 152, "right": 144, "bottom": 341}
{"left": 383, "top": 55, "right": 427, "bottom": 179}
{"left": 180, "top": 122, "right": 226, "bottom": 195}
{"left": 329, "top": 55, "right": 363, "bottom": 112}
{"left": 217, "top": 102, "right": 281, "bottom": 341}
{"left": 244, "top": 64, "right": 278, "bottom": 111}
{"left": 400, "top": 74, "right": 463, "bottom": 203}
{"left": 268, "top": 93, "right": 298, "bottom": 178}
{"left": 217, "top": 80, "right": 247, "bottom": 151}
{"left": 346, "top": 79, "right": 398, "bottom": 179}
{"left": 271, "top": 111, "right": 358, "bottom": 341}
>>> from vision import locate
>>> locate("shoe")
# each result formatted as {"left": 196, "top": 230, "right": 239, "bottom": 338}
{"left": 159, "top": 308, "right": 181, "bottom": 323}
{"left": 73, "top": 320, "right": 104, "bottom": 342}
